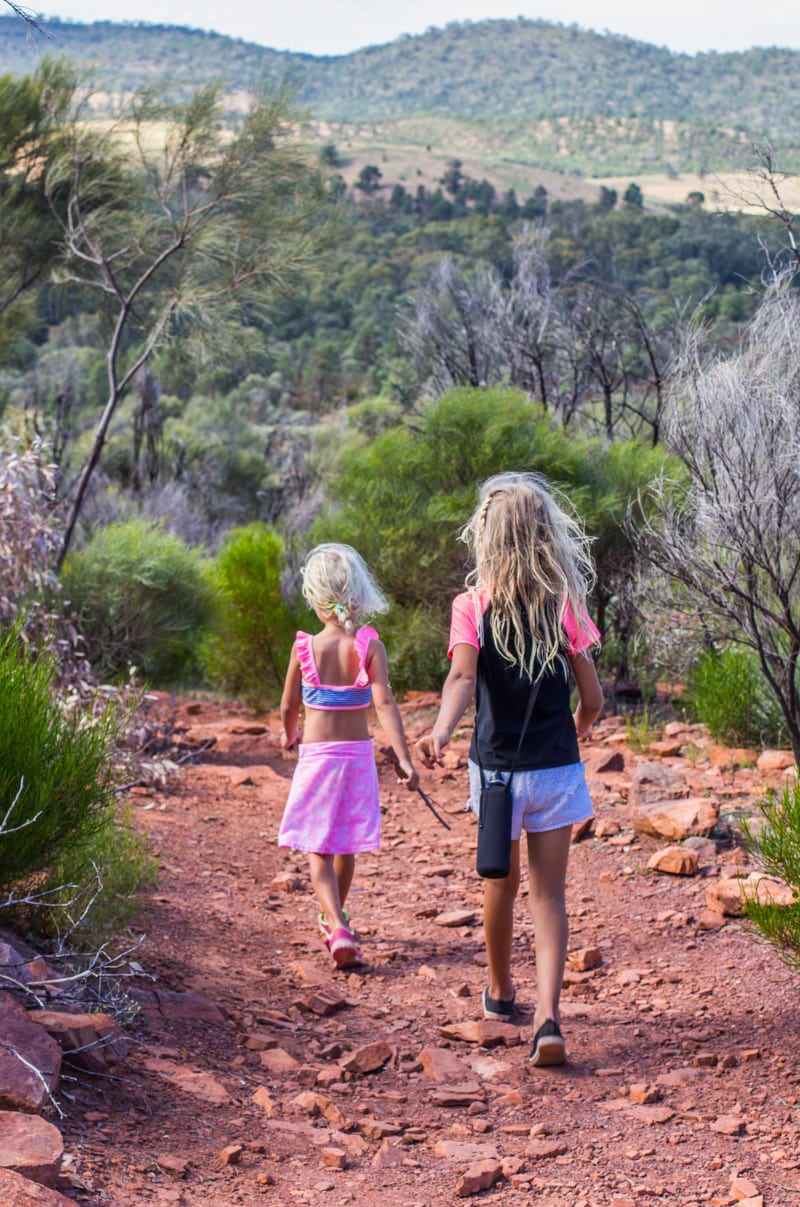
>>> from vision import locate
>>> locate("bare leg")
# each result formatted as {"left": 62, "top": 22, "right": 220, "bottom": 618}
{"left": 334, "top": 854, "right": 355, "bottom": 913}
{"left": 525, "top": 825, "right": 573, "bottom": 1031}
{"left": 483, "top": 838, "right": 520, "bottom": 1001}
{"left": 308, "top": 853, "right": 350, "bottom": 930}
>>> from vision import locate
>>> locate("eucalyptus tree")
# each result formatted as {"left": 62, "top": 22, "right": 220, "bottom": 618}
{"left": 47, "top": 81, "right": 333, "bottom": 568}
{"left": 0, "top": 61, "right": 78, "bottom": 324}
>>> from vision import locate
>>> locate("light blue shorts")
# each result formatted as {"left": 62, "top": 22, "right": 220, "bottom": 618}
{"left": 467, "top": 759, "right": 593, "bottom": 838}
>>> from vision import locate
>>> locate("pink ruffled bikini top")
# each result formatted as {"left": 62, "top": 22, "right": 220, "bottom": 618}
{"left": 296, "top": 626, "right": 378, "bottom": 711}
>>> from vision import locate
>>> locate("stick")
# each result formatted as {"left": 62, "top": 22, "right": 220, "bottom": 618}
{"left": 379, "top": 746, "right": 451, "bottom": 830}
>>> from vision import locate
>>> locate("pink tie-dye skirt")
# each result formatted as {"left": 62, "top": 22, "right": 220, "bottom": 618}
{"left": 277, "top": 739, "right": 381, "bottom": 855}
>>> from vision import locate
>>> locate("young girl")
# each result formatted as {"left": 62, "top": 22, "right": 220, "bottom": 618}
{"left": 418, "top": 473, "right": 603, "bottom": 1066}
{"left": 278, "top": 543, "right": 419, "bottom": 969}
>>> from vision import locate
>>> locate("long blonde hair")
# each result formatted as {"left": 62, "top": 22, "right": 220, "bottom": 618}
{"left": 462, "top": 472, "right": 596, "bottom": 678}
{"left": 301, "top": 543, "right": 388, "bottom": 635}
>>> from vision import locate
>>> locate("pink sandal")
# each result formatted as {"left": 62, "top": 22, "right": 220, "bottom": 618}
{"left": 327, "top": 926, "right": 364, "bottom": 969}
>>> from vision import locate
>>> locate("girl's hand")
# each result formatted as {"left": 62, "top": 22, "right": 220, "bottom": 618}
{"left": 282, "top": 727, "right": 302, "bottom": 752}
{"left": 396, "top": 758, "right": 420, "bottom": 792}
{"left": 416, "top": 729, "right": 449, "bottom": 768}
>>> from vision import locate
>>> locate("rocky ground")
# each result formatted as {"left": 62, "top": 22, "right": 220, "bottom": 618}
{"left": 35, "top": 695, "right": 800, "bottom": 1205}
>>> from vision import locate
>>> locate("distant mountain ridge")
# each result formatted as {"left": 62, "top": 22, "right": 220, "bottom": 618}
{"left": 2, "top": 15, "right": 799, "bottom": 173}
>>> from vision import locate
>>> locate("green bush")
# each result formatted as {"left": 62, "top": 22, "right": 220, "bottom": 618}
{"left": 202, "top": 523, "right": 303, "bottom": 709}
{"left": 0, "top": 629, "right": 121, "bottom": 894}
{"left": 61, "top": 519, "right": 213, "bottom": 685}
{"left": 743, "top": 778, "right": 800, "bottom": 972}
{"left": 685, "top": 646, "right": 789, "bottom": 749}
{"left": 35, "top": 799, "right": 158, "bottom": 944}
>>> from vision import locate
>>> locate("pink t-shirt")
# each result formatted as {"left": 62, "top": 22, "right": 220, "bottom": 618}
{"left": 448, "top": 588, "right": 600, "bottom": 659}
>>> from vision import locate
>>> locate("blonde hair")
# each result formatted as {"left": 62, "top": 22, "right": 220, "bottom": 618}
{"left": 301, "top": 543, "right": 388, "bottom": 635}
{"left": 462, "top": 472, "right": 596, "bottom": 678}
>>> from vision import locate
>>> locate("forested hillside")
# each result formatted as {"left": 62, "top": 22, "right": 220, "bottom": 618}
{"left": 2, "top": 15, "right": 800, "bottom": 173}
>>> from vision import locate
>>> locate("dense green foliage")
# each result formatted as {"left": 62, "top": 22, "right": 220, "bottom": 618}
{"left": 61, "top": 520, "right": 213, "bottom": 685}
{"left": 685, "top": 647, "right": 789, "bottom": 749}
{"left": 202, "top": 524, "right": 304, "bottom": 709}
{"left": 743, "top": 780, "right": 800, "bottom": 971}
{"left": 2, "top": 17, "right": 799, "bottom": 172}
{"left": 0, "top": 628, "right": 119, "bottom": 892}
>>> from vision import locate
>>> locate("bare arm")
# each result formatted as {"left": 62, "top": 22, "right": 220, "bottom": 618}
{"left": 417, "top": 642, "right": 478, "bottom": 767}
{"left": 569, "top": 651, "right": 604, "bottom": 736}
{"left": 280, "top": 645, "right": 303, "bottom": 750}
{"left": 368, "top": 640, "right": 420, "bottom": 790}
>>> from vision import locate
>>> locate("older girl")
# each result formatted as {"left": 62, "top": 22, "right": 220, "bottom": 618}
{"left": 418, "top": 474, "right": 603, "bottom": 1065}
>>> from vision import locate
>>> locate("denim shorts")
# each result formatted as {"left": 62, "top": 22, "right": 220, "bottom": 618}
{"left": 467, "top": 759, "right": 593, "bottom": 838}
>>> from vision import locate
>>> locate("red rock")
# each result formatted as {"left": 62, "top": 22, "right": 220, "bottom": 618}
{"left": 438, "top": 1020, "right": 521, "bottom": 1047}
{"left": 259, "top": 1047, "right": 300, "bottom": 1074}
{"left": 270, "top": 872, "right": 303, "bottom": 892}
{"left": 629, "top": 762, "right": 689, "bottom": 806}
{"left": 572, "top": 817, "right": 594, "bottom": 841}
{"left": 455, "top": 1159, "right": 504, "bottom": 1197}
{"left": 567, "top": 947, "right": 602, "bottom": 972}
{"left": 0, "top": 997, "right": 61, "bottom": 1113}
{"left": 649, "top": 739, "right": 686, "bottom": 758}
{"left": 706, "top": 874, "right": 795, "bottom": 917}
{"left": 220, "top": 1144, "right": 242, "bottom": 1165}
{"left": 27, "top": 1010, "right": 129, "bottom": 1073}
{"left": 697, "top": 908, "right": 727, "bottom": 931}
{"left": 631, "top": 796, "right": 719, "bottom": 841}
{"left": 371, "top": 1138, "right": 405, "bottom": 1169}
{"left": 595, "top": 751, "right": 625, "bottom": 773}
{"left": 626, "top": 1105, "right": 675, "bottom": 1125}
{"left": 417, "top": 1047, "right": 474, "bottom": 1082}
{"left": 251, "top": 1087, "right": 277, "bottom": 1116}
{"left": 429, "top": 1085, "right": 485, "bottom": 1107}
{"left": 526, "top": 1139, "right": 568, "bottom": 1159}
{"left": 756, "top": 750, "right": 795, "bottom": 772}
{"left": 321, "top": 1147, "right": 347, "bottom": 1169}
{"left": 0, "top": 1167, "right": 76, "bottom": 1205}
{"left": 0, "top": 940, "right": 54, "bottom": 987}
{"left": 433, "top": 910, "right": 476, "bottom": 928}
{"left": 339, "top": 1040, "right": 393, "bottom": 1075}
{"left": 710, "top": 1114, "right": 745, "bottom": 1135}
{"left": 730, "top": 1175, "right": 759, "bottom": 1200}
{"left": 646, "top": 845, "right": 699, "bottom": 876}
{"left": 303, "top": 992, "right": 346, "bottom": 1017}
{"left": 361, "top": 1118, "right": 403, "bottom": 1140}
{"left": 629, "top": 1083, "right": 660, "bottom": 1104}
{"left": 709, "top": 746, "right": 758, "bottom": 769}
{"left": 156, "top": 1154, "right": 190, "bottom": 1177}
{"left": 0, "top": 1112, "right": 63, "bottom": 1187}
{"left": 595, "top": 819, "right": 622, "bottom": 838}
{"left": 435, "top": 1139, "right": 500, "bottom": 1161}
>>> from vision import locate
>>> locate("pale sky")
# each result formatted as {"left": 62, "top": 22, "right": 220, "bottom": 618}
{"left": 35, "top": 1, "right": 800, "bottom": 57}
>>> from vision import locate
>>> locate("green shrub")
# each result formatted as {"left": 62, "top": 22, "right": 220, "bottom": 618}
{"left": 61, "top": 519, "right": 213, "bottom": 685}
{"left": 743, "top": 778, "right": 800, "bottom": 972}
{"left": 202, "top": 523, "right": 303, "bottom": 709}
{"left": 35, "top": 799, "right": 158, "bottom": 944}
{"left": 0, "top": 628, "right": 121, "bottom": 893}
{"left": 685, "top": 646, "right": 788, "bottom": 749}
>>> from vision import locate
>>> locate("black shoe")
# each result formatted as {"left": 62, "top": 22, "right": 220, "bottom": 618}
{"left": 529, "top": 1018, "right": 565, "bottom": 1067}
{"left": 482, "top": 986, "right": 516, "bottom": 1021}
